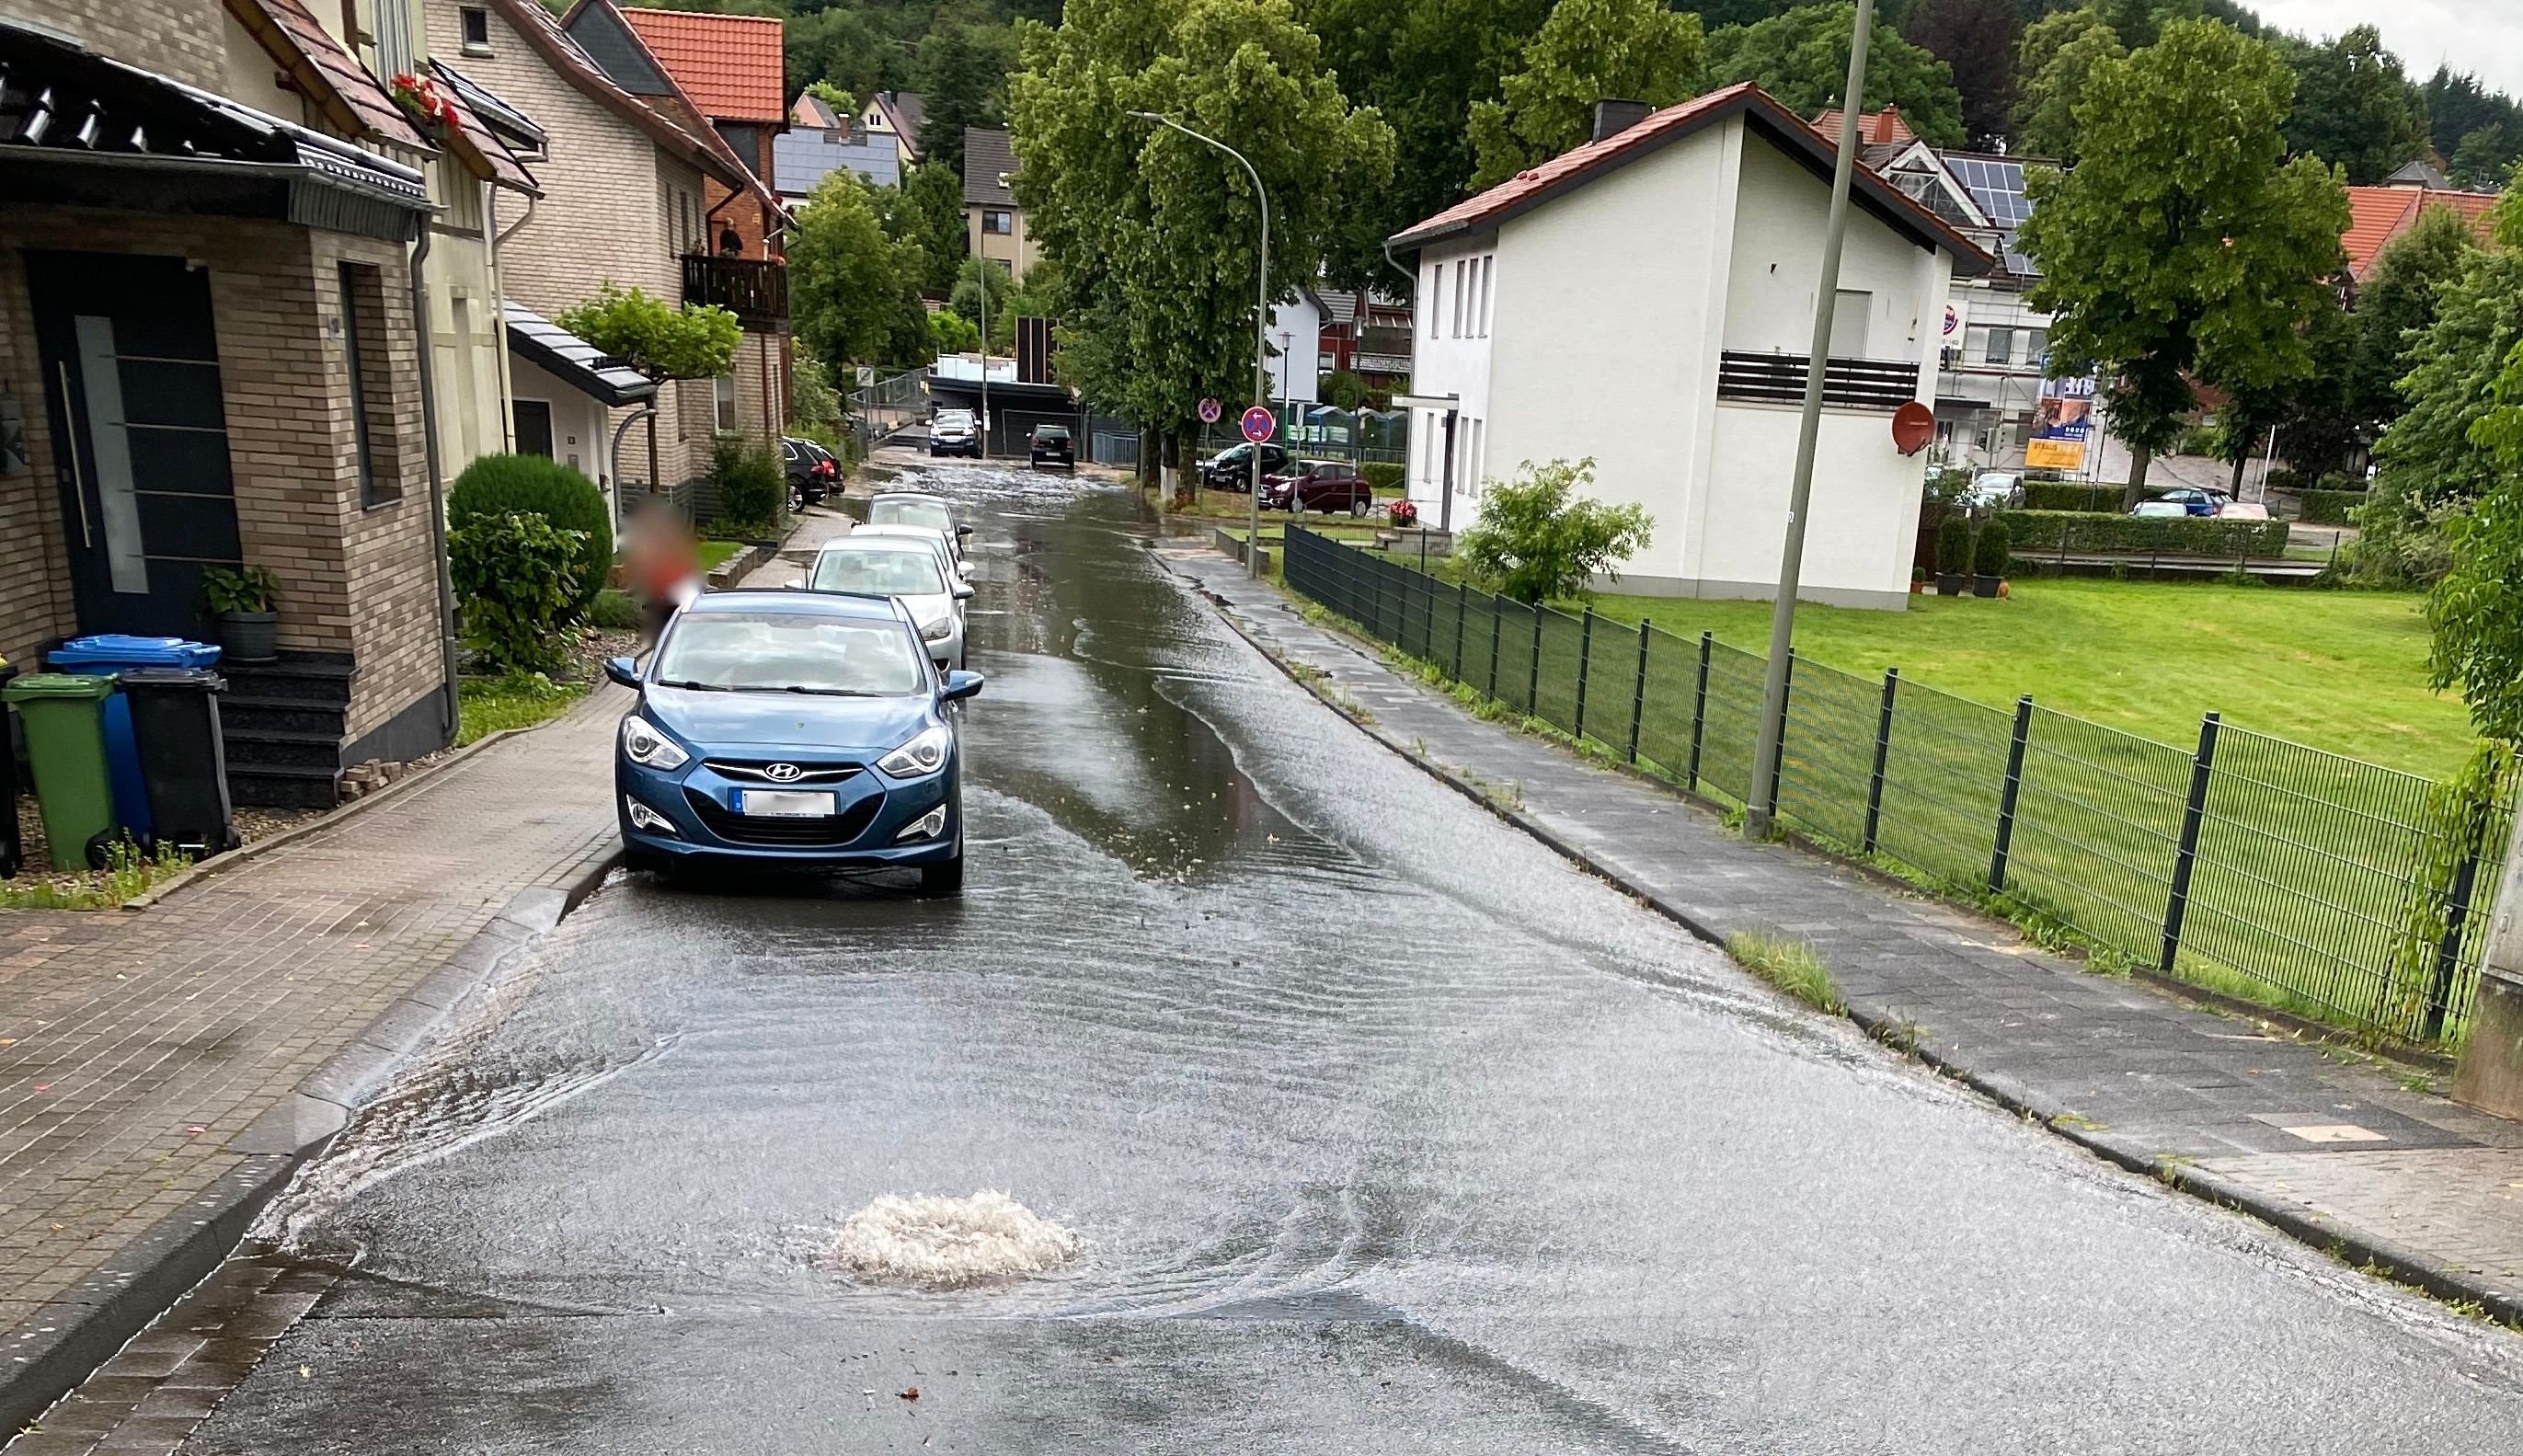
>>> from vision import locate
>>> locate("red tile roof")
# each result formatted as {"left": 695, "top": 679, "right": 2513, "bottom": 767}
{"left": 620, "top": 6, "right": 786, "bottom": 124}
{"left": 224, "top": 0, "right": 427, "bottom": 150}
{"left": 492, "top": 0, "right": 750, "bottom": 192}
{"left": 2342, "top": 185, "right": 2499, "bottom": 279}
{"left": 1391, "top": 83, "right": 1990, "bottom": 275}
{"left": 1810, "top": 106, "right": 1915, "bottom": 147}
{"left": 428, "top": 60, "right": 538, "bottom": 194}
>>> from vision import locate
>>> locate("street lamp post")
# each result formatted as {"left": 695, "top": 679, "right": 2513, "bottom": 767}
{"left": 1744, "top": 0, "right": 1876, "bottom": 841}
{"left": 1128, "top": 109, "right": 1269, "bottom": 578}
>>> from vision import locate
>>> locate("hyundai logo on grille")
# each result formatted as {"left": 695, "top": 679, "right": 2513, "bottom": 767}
{"left": 763, "top": 762, "right": 804, "bottom": 783}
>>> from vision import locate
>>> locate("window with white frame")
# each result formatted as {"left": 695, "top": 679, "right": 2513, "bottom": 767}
{"left": 1477, "top": 256, "right": 1494, "bottom": 337}
{"left": 460, "top": 6, "right": 491, "bottom": 53}
{"left": 715, "top": 375, "right": 739, "bottom": 432}
{"left": 1428, "top": 267, "right": 1441, "bottom": 338}
{"left": 1451, "top": 259, "right": 1467, "bottom": 337}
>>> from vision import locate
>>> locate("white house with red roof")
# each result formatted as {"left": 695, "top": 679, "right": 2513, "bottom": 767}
{"left": 1392, "top": 84, "right": 1992, "bottom": 610}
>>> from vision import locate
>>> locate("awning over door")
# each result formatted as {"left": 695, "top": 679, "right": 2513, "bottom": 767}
{"left": 503, "top": 303, "right": 658, "bottom": 407}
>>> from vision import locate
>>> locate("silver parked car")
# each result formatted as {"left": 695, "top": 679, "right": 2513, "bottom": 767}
{"left": 807, "top": 537, "right": 970, "bottom": 669}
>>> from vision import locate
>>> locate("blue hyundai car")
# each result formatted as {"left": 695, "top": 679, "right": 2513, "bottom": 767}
{"left": 605, "top": 590, "right": 984, "bottom": 893}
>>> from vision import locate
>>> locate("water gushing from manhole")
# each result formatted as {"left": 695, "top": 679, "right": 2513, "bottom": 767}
{"left": 834, "top": 1190, "right": 1080, "bottom": 1288}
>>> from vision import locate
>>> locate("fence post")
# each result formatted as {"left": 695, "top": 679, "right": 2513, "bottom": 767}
{"left": 1626, "top": 619, "right": 1650, "bottom": 764}
{"left": 1766, "top": 652, "right": 1794, "bottom": 818}
{"left": 1989, "top": 694, "right": 2035, "bottom": 893}
{"left": 2159, "top": 712, "right": 2220, "bottom": 972}
{"left": 1527, "top": 605, "right": 1542, "bottom": 717}
{"left": 1863, "top": 668, "right": 1898, "bottom": 855}
{"left": 2425, "top": 831, "right": 2488, "bottom": 1042}
{"left": 1453, "top": 580, "right": 1468, "bottom": 681}
{"left": 1687, "top": 631, "right": 1712, "bottom": 791}
{"left": 1486, "top": 593, "right": 1502, "bottom": 700}
{"left": 1574, "top": 608, "right": 1595, "bottom": 741}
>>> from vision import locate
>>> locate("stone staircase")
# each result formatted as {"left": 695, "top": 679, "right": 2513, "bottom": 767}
{"left": 217, "top": 651, "right": 354, "bottom": 808}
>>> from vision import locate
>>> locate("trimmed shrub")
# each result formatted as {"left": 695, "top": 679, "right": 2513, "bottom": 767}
{"left": 709, "top": 432, "right": 784, "bottom": 537}
{"left": 2299, "top": 488, "right": 2368, "bottom": 526}
{"left": 1998, "top": 509, "right": 2288, "bottom": 560}
{"left": 2021, "top": 481, "right": 2124, "bottom": 513}
{"left": 588, "top": 587, "right": 642, "bottom": 631}
{"left": 1935, "top": 512, "right": 1972, "bottom": 574}
{"left": 1360, "top": 462, "right": 1405, "bottom": 494}
{"left": 1973, "top": 514, "right": 2012, "bottom": 575}
{"left": 450, "top": 511, "right": 588, "bottom": 675}
{"left": 448, "top": 453, "right": 612, "bottom": 613}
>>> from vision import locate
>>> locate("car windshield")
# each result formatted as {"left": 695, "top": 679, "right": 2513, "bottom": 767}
{"left": 652, "top": 612, "right": 924, "bottom": 696}
{"left": 871, "top": 498, "right": 956, "bottom": 533}
{"left": 810, "top": 547, "right": 946, "bottom": 596}
{"left": 1037, "top": 428, "right": 1069, "bottom": 441}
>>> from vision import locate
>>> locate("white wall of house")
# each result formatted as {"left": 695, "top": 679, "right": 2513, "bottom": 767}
{"left": 1409, "top": 112, "right": 1954, "bottom": 609}
{"left": 1267, "top": 295, "right": 1321, "bottom": 407}
{"left": 506, "top": 351, "right": 618, "bottom": 523}
{"left": 1407, "top": 232, "right": 1508, "bottom": 524}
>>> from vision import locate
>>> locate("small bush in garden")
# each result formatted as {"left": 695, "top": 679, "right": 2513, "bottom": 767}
{"left": 1973, "top": 514, "right": 2012, "bottom": 576}
{"left": 588, "top": 588, "right": 642, "bottom": 630}
{"left": 1360, "top": 462, "right": 1405, "bottom": 494}
{"left": 710, "top": 432, "right": 785, "bottom": 536}
{"left": 1455, "top": 457, "right": 1653, "bottom": 604}
{"left": 1936, "top": 512, "right": 1972, "bottom": 575}
{"left": 450, "top": 511, "right": 589, "bottom": 676}
{"left": 448, "top": 453, "right": 612, "bottom": 613}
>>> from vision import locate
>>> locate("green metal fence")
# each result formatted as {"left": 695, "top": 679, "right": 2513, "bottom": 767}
{"left": 1280, "top": 525, "right": 2511, "bottom": 1047}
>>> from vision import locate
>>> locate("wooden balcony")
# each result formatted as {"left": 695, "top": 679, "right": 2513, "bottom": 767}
{"left": 682, "top": 254, "right": 788, "bottom": 331}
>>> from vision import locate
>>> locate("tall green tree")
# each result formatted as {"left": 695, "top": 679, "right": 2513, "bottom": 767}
{"left": 1902, "top": 0, "right": 2018, "bottom": 145}
{"left": 1303, "top": 0, "right": 1552, "bottom": 287}
{"left": 1465, "top": 0, "right": 1707, "bottom": 189}
{"left": 2346, "top": 204, "right": 2483, "bottom": 439}
{"left": 2091, "top": 0, "right": 2196, "bottom": 49}
{"left": 1707, "top": 3, "right": 1967, "bottom": 148}
{"left": 787, "top": 169, "right": 933, "bottom": 368}
{"left": 786, "top": 6, "right": 903, "bottom": 103}
{"left": 2450, "top": 125, "right": 2514, "bottom": 190}
{"left": 918, "top": 19, "right": 1023, "bottom": 179}
{"left": 2012, "top": 8, "right": 2118, "bottom": 163}
{"left": 2277, "top": 26, "right": 2429, "bottom": 185}
{"left": 2017, "top": 17, "right": 2348, "bottom": 504}
{"left": 874, "top": 161, "right": 971, "bottom": 294}
{"left": 1007, "top": 0, "right": 1394, "bottom": 470}
{"left": 2424, "top": 66, "right": 2523, "bottom": 168}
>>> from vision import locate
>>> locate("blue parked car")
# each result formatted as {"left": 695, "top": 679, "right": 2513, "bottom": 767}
{"left": 605, "top": 590, "right": 984, "bottom": 893}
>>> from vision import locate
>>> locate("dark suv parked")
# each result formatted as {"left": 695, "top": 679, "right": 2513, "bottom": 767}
{"left": 781, "top": 436, "right": 840, "bottom": 510}
{"left": 1198, "top": 441, "right": 1290, "bottom": 491}
{"left": 1028, "top": 424, "right": 1075, "bottom": 471}
{"left": 1263, "top": 459, "right": 1371, "bottom": 516}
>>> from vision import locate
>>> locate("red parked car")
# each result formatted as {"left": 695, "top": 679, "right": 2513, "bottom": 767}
{"left": 1263, "top": 459, "right": 1372, "bottom": 516}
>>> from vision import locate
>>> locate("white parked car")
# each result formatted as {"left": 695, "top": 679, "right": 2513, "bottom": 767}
{"left": 2130, "top": 499, "right": 2189, "bottom": 519}
{"left": 851, "top": 523, "right": 971, "bottom": 605}
{"left": 868, "top": 491, "right": 970, "bottom": 563}
{"left": 1967, "top": 470, "right": 2024, "bottom": 509}
{"left": 806, "top": 537, "right": 969, "bottom": 669}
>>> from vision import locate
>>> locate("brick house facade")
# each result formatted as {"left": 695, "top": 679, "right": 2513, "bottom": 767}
{"left": 0, "top": 15, "right": 459, "bottom": 805}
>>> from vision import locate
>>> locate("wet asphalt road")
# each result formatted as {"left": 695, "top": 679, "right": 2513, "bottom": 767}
{"left": 178, "top": 463, "right": 2523, "bottom": 1452}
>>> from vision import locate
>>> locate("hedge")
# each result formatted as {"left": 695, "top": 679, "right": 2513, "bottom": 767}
{"left": 1997, "top": 509, "right": 2288, "bottom": 560}
{"left": 1360, "top": 462, "right": 1405, "bottom": 494}
{"left": 2297, "top": 487, "right": 2367, "bottom": 526}
{"left": 2020, "top": 482, "right": 2125, "bottom": 513}
{"left": 447, "top": 453, "right": 612, "bottom": 613}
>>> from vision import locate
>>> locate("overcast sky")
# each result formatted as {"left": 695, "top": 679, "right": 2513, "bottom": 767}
{"left": 2250, "top": 1, "right": 2523, "bottom": 99}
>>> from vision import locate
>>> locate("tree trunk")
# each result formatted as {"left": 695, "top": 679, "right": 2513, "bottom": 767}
{"left": 1137, "top": 429, "right": 1158, "bottom": 491}
{"left": 1172, "top": 432, "right": 1198, "bottom": 508}
{"left": 2124, "top": 448, "right": 2152, "bottom": 511}
{"left": 2229, "top": 451, "right": 2249, "bottom": 496}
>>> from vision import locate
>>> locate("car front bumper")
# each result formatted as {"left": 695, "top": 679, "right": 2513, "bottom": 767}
{"left": 616, "top": 754, "right": 959, "bottom": 869}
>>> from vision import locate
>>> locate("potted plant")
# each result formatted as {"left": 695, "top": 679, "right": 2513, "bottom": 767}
{"left": 1972, "top": 513, "right": 2011, "bottom": 598}
{"left": 1389, "top": 498, "right": 1420, "bottom": 528}
{"left": 1909, "top": 566, "right": 1925, "bottom": 595}
{"left": 1935, "top": 513, "right": 1971, "bottom": 597}
{"left": 202, "top": 565, "right": 281, "bottom": 662}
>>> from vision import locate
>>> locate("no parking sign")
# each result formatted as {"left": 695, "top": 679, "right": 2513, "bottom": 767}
{"left": 1240, "top": 406, "right": 1275, "bottom": 444}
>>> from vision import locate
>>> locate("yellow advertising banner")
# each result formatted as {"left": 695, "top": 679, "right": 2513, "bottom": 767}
{"left": 2024, "top": 438, "right": 2086, "bottom": 470}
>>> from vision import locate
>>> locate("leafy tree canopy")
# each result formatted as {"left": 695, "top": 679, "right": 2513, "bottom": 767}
{"left": 556, "top": 283, "right": 741, "bottom": 380}
{"left": 2017, "top": 17, "right": 2347, "bottom": 501}
{"left": 871, "top": 162, "right": 969, "bottom": 294}
{"left": 1902, "top": 0, "right": 2018, "bottom": 145}
{"left": 2425, "top": 66, "right": 2523, "bottom": 169}
{"left": 1465, "top": 0, "right": 1707, "bottom": 190}
{"left": 2011, "top": 8, "right": 2116, "bottom": 162}
{"left": 786, "top": 169, "right": 933, "bottom": 368}
{"left": 1707, "top": 3, "right": 1966, "bottom": 149}
{"left": 2277, "top": 25, "right": 2428, "bottom": 185}
{"left": 1006, "top": 0, "right": 1394, "bottom": 440}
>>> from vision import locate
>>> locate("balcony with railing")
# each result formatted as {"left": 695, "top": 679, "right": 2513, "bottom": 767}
{"left": 682, "top": 254, "right": 788, "bottom": 331}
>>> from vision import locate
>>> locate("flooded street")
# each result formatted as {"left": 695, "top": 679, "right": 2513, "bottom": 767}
{"left": 164, "top": 462, "right": 2523, "bottom": 1452}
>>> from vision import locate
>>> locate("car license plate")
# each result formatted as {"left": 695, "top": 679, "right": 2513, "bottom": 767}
{"left": 738, "top": 789, "right": 833, "bottom": 818}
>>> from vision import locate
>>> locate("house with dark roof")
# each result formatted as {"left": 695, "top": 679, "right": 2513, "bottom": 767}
{"left": 774, "top": 93, "right": 901, "bottom": 203}
{"left": 860, "top": 90, "right": 925, "bottom": 170}
{"left": 1389, "top": 84, "right": 1991, "bottom": 609}
{"left": 963, "top": 126, "right": 1039, "bottom": 281}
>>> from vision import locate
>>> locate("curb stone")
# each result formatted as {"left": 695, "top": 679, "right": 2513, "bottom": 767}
{"left": 0, "top": 851, "right": 622, "bottom": 1439}
{"left": 1163, "top": 548, "right": 2523, "bottom": 1333}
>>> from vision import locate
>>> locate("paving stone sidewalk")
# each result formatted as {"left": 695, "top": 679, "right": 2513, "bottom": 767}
{"left": 1164, "top": 544, "right": 2523, "bottom": 1324}
{"left": 0, "top": 686, "right": 625, "bottom": 1437}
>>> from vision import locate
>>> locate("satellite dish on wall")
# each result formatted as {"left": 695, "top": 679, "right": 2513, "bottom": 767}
{"left": 1891, "top": 401, "right": 1934, "bottom": 456}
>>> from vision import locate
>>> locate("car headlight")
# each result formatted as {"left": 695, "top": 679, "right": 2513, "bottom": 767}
{"left": 620, "top": 715, "right": 689, "bottom": 770}
{"left": 921, "top": 615, "right": 956, "bottom": 642}
{"left": 877, "top": 722, "right": 951, "bottom": 779}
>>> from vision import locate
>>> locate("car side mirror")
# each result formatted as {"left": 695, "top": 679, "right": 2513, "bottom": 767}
{"left": 953, "top": 582, "right": 975, "bottom": 601}
{"left": 955, "top": 525, "right": 973, "bottom": 538}
{"left": 603, "top": 656, "right": 642, "bottom": 689}
{"left": 940, "top": 670, "right": 985, "bottom": 702}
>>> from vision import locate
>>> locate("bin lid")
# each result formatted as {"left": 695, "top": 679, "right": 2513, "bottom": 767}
{"left": 3, "top": 671, "right": 119, "bottom": 702}
{"left": 118, "top": 667, "right": 226, "bottom": 691}
{"left": 49, "top": 635, "right": 223, "bottom": 669}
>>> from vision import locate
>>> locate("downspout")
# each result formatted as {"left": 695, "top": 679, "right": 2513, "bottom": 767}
{"left": 409, "top": 220, "right": 462, "bottom": 745}
{"left": 487, "top": 183, "right": 517, "bottom": 453}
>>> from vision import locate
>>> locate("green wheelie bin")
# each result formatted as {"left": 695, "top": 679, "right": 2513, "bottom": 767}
{"left": 4, "top": 672, "right": 121, "bottom": 871}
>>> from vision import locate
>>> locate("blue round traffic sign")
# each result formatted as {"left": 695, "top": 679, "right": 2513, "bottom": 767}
{"left": 1240, "top": 405, "right": 1276, "bottom": 444}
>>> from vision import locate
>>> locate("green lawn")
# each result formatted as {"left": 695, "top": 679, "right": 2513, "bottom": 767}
{"left": 456, "top": 673, "right": 588, "bottom": 746}
{"left": 696, "top": 538, "right": 744, "bottom": 572}
{"left": 1575, "top": 578, "right": 2471, "bottom": 778}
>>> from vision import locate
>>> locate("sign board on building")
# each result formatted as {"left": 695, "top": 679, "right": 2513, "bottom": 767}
{"left": 2025, "top": 374, "right": 2095, "bottom": 471}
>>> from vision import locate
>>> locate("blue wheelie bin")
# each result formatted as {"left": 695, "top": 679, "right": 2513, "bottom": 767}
{"left": 46, "top": 635, "right": 223, "bottom": 843}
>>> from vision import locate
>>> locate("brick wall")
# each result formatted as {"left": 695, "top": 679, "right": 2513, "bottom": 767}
{"left": 0, "top": 249, "right": 78, "bottom": 671}
{"left": 0, "top": 0, "right": 228, "bottom": 93}
{"left": 0, "top": 209, "right": 446, "bottom": 742}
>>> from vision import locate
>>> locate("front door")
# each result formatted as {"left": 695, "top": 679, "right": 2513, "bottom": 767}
{"left": 27, "top": 250, "right": 243, "bottom": 638}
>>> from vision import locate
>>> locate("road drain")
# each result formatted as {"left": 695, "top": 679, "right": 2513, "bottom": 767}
{"left": 835, "top": 1190, "right": 1080, "bottom": 1288}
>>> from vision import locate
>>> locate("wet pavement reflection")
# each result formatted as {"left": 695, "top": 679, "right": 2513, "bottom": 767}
{"left": 166, "top": 460, "right": 2523, "bottom": 1454}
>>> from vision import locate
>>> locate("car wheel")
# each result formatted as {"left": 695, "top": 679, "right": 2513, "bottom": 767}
{"left": 1350, "top": 497, "right": 1370, "bottom": 518}
{"left": 787, "top": 483, "right": 807, "bottom": 515}
{"left": 919, "top": 853, "right": 965, "bottom": 897}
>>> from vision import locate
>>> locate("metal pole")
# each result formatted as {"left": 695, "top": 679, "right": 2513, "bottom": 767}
{"left": 1745, "top": 0, "right": 1876, "bottom": 840}
{"left": 978, "top": 259, "right": 989, "bottom": 462}
{"left": 2425, "top": 833, "right": 2487, "bottom": 1041}
{"left": 1439, "top": 409, "right": 1458, "bottom": 533}
{"left": 1863, "top": 667, "right": 1898, "bottom": 854}
{"left": 1574, "top": 607, "right": 1596, "bottom": 742}
{"left": 2160, "top": 712, "right": 2219, "bottom": 972}
{"left": 1527, "top": 606, "right": 1542, "bottom": 717}
{"left": 1688, "top": 631, "right": 1712, "bottom": 791}
{"left": 1453, "top": 579, "right": 1468, "bottom": 680}
{"left": 1486, "top": 590, "right": 1502, "bottom": 700}
{"left": 1129, "top": 111, "right": 1269, "bottom": 577}
{"left": 1766, "top": 651, "right": 1795, "bottom": 819}
{"left": 1989, "top": 694, "right": 2034, "bottom": 893}
{"left": 1627, "top": 618, "right": 1651, "bottom": 764}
